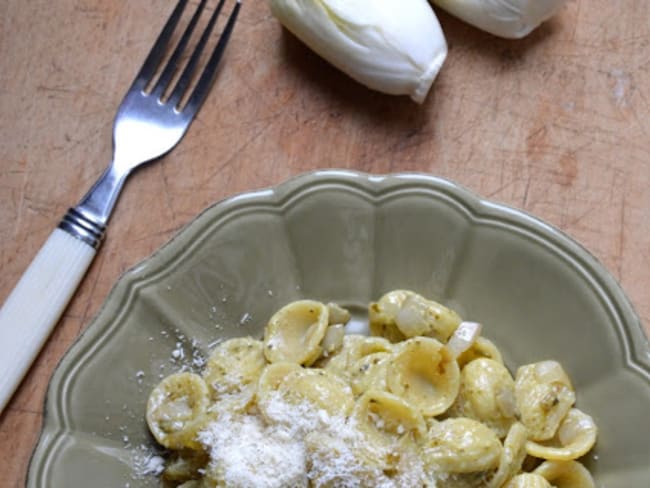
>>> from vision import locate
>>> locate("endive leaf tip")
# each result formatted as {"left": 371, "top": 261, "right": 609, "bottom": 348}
{"left": 411, "top": 48, "right": 448, "bottom": 104}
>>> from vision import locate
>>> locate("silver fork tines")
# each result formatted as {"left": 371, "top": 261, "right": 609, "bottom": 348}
{"left": 59, "top": 0, "right": 241, "bottom": 248}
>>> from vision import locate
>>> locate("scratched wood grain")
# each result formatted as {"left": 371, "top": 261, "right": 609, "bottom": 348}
{"left": 1, "top": 0, "right": 649, "bottom": 486}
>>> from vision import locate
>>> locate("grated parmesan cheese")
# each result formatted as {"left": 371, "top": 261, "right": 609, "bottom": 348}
{"left": 130, "top": 445, "right": 166, "bottom": 478}
{"left": 198, "top": 412, "right": 307, "bottom": 487}
{"left": 197, "top": 395, "right": 434, "bottom": 488}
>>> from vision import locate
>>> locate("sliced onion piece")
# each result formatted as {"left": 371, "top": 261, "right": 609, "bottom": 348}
{"left": 326, "top": 302, "right": 351, "bottom": 325}
{"left": 445, "top": 321, "right": 482, "bottom": 359}
{"left": 535, "top": 360, "right": 573, "bottom": 387}
{"left": 496, "top": 387, "right": 518, "bottom": 419}
{"left": 320, "top": 323, "right": 345, "bottom": 356}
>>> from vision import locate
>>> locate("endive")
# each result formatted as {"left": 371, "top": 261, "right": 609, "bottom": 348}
{"left": 270, "top": 0, "right": 448, "bottom": 103}
{"left": 432, "top": 0, "right": 567, "bottom": 38}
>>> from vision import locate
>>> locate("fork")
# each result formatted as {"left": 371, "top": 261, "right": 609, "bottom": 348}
{"left": 0, "top": 0, "right": 241, "bottom": 414}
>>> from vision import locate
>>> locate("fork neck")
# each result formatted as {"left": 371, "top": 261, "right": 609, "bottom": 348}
{"left": 58, "top": 162, "right": 130, "bottom": 249}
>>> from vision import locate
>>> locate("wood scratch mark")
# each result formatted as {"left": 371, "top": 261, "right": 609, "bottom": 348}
{"left": 522, "top": 176, "right": 531, "bottom": 208}
{"left": 526, "top": 125, "right": 548, "bottom": 158}
{"left": 568, "top": 206, "right": 597, "bottom": 227}
{"left": 486, "top": 179, "right": 517, "bottom": 199}
{"left": 3, "top": 406, "right": 41, "bottom": 416}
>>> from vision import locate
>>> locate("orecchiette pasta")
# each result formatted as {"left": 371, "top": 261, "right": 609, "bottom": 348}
{"left": 394, "top": 292, "right": 462, "bottom": 342}
{"left": 457, "top": 336, "right": 504, "bottom": 368}
{"left": 304, "top": 430, "right": 381, "bottom": 486}
{"left": 369, "top": 290, "right": 462, "bottom": 343}
{"left": 146, "top": 291, "right": 599, "bottom": 488}
{"left": 504, "top": 473, "right": 553, "bottom": 488}
{"left": 146, "top": 372, "right": 210, "bottom": 450}
{"left": 448, "top": 358, "right": 517, "bottom": 438}
{"left": 271, "top": 367, "right": 354, "bottom": 418}
{"left": 515, "top": 361, "right": 576, "bottom": 441}
{"left": 533, "top": 460, "right": 596, "bottom": 488}
{"left": 349, "top": 351, "right": 391, "bottom": 396}
{"left": 323, "top": 334, "right": 392, "bottom": 379}
{"left": 525, "top": 408, "right": 598, "bottom": 461}
{"left": 263, "top": 300, "right": 329, "bottom": 365}
{"left": 255, "top": 361, "right": 303, "bottom": 413}
{"left": 422, "top": 417, "right": 502, "bottom": 474}
{"left": 488, "top": 422, "right": 529, "bottom": 488}
{"left": 353, "top": 389, "right": 427, "bottom": 444}
{"left": 386, "top": 337, "right": 460, "bottom": 416}
{"left": 202, "top": 337, "right": 265, "bottom": 413}
{"left": 256, "top": 361, "right": 302, "bottom": 397}
{"left": 368, "top": 289, "right": 411, "bottom": 342}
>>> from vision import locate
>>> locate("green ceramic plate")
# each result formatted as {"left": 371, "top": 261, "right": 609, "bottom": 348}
{"left": 28, "top": 171, "right": 649, "bottom": 487}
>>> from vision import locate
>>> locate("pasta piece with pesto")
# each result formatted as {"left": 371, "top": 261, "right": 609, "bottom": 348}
{"left": 488, "top": 422, "right": 529, "bottom": 488}
{"left": 352, "top": 389, "right": 427, "bottom": 464}
{"left": 266, "top": 367, "right": 354, "bottom": 421}
{"left": 255, "top": 361, "right": 303, "bottom": 406}
{"left": 457, "top": 336, "right": 504, "bottom": 368}
{"left": 369, "top": 290, "right": 462, "bottom": 343}
{"left": 515, "top": 361, "right": 576, "bottom": 441}
{"left": 526, "top": 408, "right": 597, "bottom": 461}
{"left": 422, "top": 417, "right": 502, "bottom": 475}
{"left": 146, "top": 372, "right": 210, "bottom": 450}
{"left": 264, "top": 300, "right": 329, "bottom": 366}
{"left": 534, "top": 460, "right": 596, "bottom": 488}
{"left": 202, "top": 337, "right": 265, "bottom": 412}
{"left": 323, "top": 334, "right": 392, "bottom": 379}
{"left": 448, "top": 358, "right": 517, "bottom": 438}
{"left": 349, "top": 351, "right": 391, "bottom": 396}
{"left": 394, "top": 292, "right": 462, "bottom": 342}
{"left": 368, "top": 290, "right": 411, "bottom": 342}
{"left": 386, "top": 337, "right": 460, "bottom": 416}
{"left": 505, "top": 473, "right": 553, "bottom": 488}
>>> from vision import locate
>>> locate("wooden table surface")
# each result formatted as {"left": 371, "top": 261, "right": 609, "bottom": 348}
{"left": 1, "top": 0, "right": 649, "bottom": 485}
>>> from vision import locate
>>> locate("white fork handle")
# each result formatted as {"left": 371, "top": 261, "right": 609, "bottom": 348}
{"left": 0, "top": 228, "right": 96, "bottom": 414}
